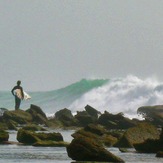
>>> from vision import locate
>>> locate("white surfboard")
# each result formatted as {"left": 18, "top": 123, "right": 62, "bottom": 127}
{"left": 14, "top": 89, "right": 31, "bottom": 100}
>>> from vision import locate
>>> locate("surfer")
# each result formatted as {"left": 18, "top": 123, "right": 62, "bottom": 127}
{"left": 11, "top": 80, "right": 24, "bottom": 110}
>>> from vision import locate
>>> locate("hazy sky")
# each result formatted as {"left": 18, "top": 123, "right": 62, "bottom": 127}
{"left": 0, "top": 0, "right": 163, "bottom": 91}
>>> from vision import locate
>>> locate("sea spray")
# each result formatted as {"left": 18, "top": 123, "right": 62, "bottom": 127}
{"left": 1, "top": 75, "right": 163, "bottom": 119}
{"left": 69, "top": 75, "right": 163, "bottom": 118}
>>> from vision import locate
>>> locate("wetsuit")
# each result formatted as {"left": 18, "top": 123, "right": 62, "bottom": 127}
{"left": 11, "top": 85, "right": 24, "bottom": 110}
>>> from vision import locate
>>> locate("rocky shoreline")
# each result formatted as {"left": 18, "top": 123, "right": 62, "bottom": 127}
{"left": 0, "top": 104, "right": 163, "bottom": 162}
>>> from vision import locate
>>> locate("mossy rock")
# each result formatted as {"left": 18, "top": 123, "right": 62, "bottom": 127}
{"left": 85, "top": 105, "right": 100, "bottom": 119}
{"left": 22, "top": 124, "right": 46, "bottom": 131}
{"left": 17, "top": 129, "right": 40, "bottom": 144}
{"left": 72, "top": 124, "right": 118, "bottom": 147}
{"left": 33, "top": 140, "right": 69, "bottom": 147}
{"left": 55, "top": 108, "right": 77, "bottom": 127}
{"left": 67, "top": 136, "right": 124, "bottom": 162}
{"left": 17, "top": 129, "right": 64, "bottom": 145}
{"left": 7, "top": 120, "right": 18, "bottom": 130}
{"left": 35, "top": 132, "right": 63, "bottom": 141}
{"left": 98, "top": 111, "right": 136, "bottom": 129}
{"left": 26, "top": 104, "right": 48, "bottom": 125}
{"left": 84, "top": 124, "right": 105, "bottom": 136}
{"left": 3, "top": 110, "right": 32, "bottom": 124}
{"left": 0, "top": 130, "right": 9, "bottom": 142}
{"left": 115, "top": 122, "right": 160, "bottom": 148}
{"left": 102, "top": 134, "right": 118, "bottom": 147}
{"left": 0, "top": 122, "right": 8, "bottom": 130}
{"left": 75, "top": 111, "right": 96, "bottom": 127}
{"left": 134, "top": 139, "right": 161, "bottom": 153}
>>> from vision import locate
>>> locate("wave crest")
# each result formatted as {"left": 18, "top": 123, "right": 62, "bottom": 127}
{"left": 69, "top": 75, "right": 163, "bottom": 118}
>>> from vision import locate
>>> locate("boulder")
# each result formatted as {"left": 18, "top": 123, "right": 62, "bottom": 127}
{"left": 3, "top": 110, "right": 32, "bottom": 124}
{"left": 85, "top": 105, "right": 100, "bottom": 119}
{"left": 84, "top": 124, "right": 105, "bottom": 136}
{"left": 115, "top": 122, "right": 160, "bottom": 148}
{"left": 35, "top": 132, "right": 63, "bottom": 141}
{"left": 134, "top": 139, "right": 161, "bottom": 153}
{"left": 72, "top": 124, "right": 118, "bottom": 147}
{"left": 137, "top": 105, "right": 163, "bottom": 126}
{"left": 7, "top": 120, "right": 17, "bottom": 130}
{"left": 0, "top": 130, "right": 9, "bottom": 142}
{"left": 0, "top": 122, "right": 8, "bottom": 130}
{"left": 75, "top": 111, "right": 95, "bottom": 127}
{"left": 17, "top": 129, "right": 40, "bottom": 144}
{"left": 66, "top": 136, "right": 124, "bottom": 162}
{"left": 26, "top": 105, "right": 48, "bottom": 125}
{"left": 17, "top": 129, "right": 64, "bottom": 145}
{"left": 33, "top": 140, "right": 69, "bottom": 147}
{"left": 98, "top": 111, "right": 136, "bottom": 129}
{"left": 133, "top": 127, "right": 163, "bottom": 153}
{"left": 55, "top": 108, "right": 77, "bottom": 126}
{"left": 22, "top": 124, "right": 46, "bottom": 131}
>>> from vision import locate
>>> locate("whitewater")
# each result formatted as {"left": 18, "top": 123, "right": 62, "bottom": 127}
{"left": 1, "top": 75, "right": 163, "bottom": 119}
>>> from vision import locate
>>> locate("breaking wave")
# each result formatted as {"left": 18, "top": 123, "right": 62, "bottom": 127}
{"left": 1, "top": 75, "right": 163, "bottom": 118}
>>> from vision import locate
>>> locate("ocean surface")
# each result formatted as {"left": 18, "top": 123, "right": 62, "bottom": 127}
{"left": 0, "top": 130, "right": 163, "bottom": 163}
{"left": 1, "top": 75, "right": 163, "bottom": 162}
{"left": 1, "top": 75, "right": 163, "bottom": 118}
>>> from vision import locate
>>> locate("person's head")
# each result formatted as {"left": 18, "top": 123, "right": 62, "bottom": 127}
{"left": 17, "top": 80, "right": 21, "bottom": 86}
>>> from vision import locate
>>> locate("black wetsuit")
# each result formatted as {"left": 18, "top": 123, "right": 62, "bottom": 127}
{"left": 11, "top": 85, "right": 24, "bottom": 110}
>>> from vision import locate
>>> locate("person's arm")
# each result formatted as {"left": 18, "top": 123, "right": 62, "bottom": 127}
{"left": 11, "top": 86, "right": 16, "bottom": 96}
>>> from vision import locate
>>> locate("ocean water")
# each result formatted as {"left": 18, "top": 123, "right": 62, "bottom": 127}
{"left": 1, "top": 75, "right": 163, "bottom": 118}
{"left": 0, "top": 130, "right": 163, "bottom": 163}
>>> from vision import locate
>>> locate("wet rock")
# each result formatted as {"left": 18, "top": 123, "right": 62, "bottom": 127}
{"left": 22, "top": 124, "right": 47, "bottom": 131}
{"left": 98, "top": 111, "right": 136, "bottom": 129}
{"left": 55, "top": 108, "right": 77, "bottom": 126}
{"left": 26, "top": 104, "right": 48, "bottom": 125}
{"left": 35, "top": 132, "right": 63, "bottom": 141}
{"left": 0, "top": 130, "right": 9, "bottom": 142}
{"left": 115, "top": 122, "right": 160, "bottom": 148}
{"left": 17, "top": 128, "right": 64, "bottom": 145}
{"left": 17, "top": 129, "right": 40, "bottom": 144}
{"left": 0, "top": 122, "right": 8, "bottom": 130}
{"left": 133, "top": 127, "right": 163, "bottom": 153}
{"left": 33, "top": 140, "right": 69, "bottom": 147}
{"left": 75, "top": 111, "right": 95, "bottom": 127}
{"left": 67, "top": 136, "right": 124, "bottom": 162}
{"left": 85, "top": 105, "right": 100, "bottom": 119}
{"left": 137, "top": 105, "right": 163, "bottom": 126}
{"left": 72, "top": 124, "right": 118, "bottom": 147}
{"left": 3, "top": 110, "right": 32, "bottom": 124}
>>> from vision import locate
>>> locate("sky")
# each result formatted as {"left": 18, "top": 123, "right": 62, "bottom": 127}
{"left": 0, "top": 0, "right": 163, "bottom": 91}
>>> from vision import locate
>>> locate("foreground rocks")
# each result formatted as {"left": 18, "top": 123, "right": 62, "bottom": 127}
{"left": 114, "top": 122, "right": 160, "bottom": 148}
{"left": 0, "top": 130, "right": 9, "bottom": 143}
{"left": 17, "top": 128, "right": 68, "bottom": 147}
{"left": 133, "top": 127, "right": 163, "bottom": 153}
{"left": 137, "top": 105, "right": 163, "bottom": 126}
{"left": 1, "top": 103, "right": 163, "bottom": 162}
{"left": 67, "top": 136, "right": 124, "bottom": 162}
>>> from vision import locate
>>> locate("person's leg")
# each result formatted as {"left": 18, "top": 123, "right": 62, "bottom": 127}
{"left": 15, "top": 97, "right": 21, "bottom": 110}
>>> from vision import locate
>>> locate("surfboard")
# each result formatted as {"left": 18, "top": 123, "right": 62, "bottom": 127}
{"left": 14, "top": 89, "right": 31, "bottom": 100}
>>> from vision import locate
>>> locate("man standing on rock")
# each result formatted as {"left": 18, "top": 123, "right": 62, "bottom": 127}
{"left": 11, "top": 80, "right": 24, "bottom": 110}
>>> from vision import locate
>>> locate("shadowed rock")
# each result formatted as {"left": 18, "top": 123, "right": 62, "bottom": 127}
{"left": 137, "top": 105, "right": 163, "bottom": 126}
{"left": 115, "top": 122, "right": 160, "bottom": 148}
{"left": 67, "top": 136, "right": 124, "bottom": 162}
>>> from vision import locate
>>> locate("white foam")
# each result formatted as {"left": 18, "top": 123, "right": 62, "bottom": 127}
{"left": 69, "top": 75, "right": 163, "bottom": 119}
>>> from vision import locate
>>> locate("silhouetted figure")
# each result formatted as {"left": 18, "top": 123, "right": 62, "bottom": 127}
{"left": 11, "top": 80, "right": 24, "bottom": 110}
